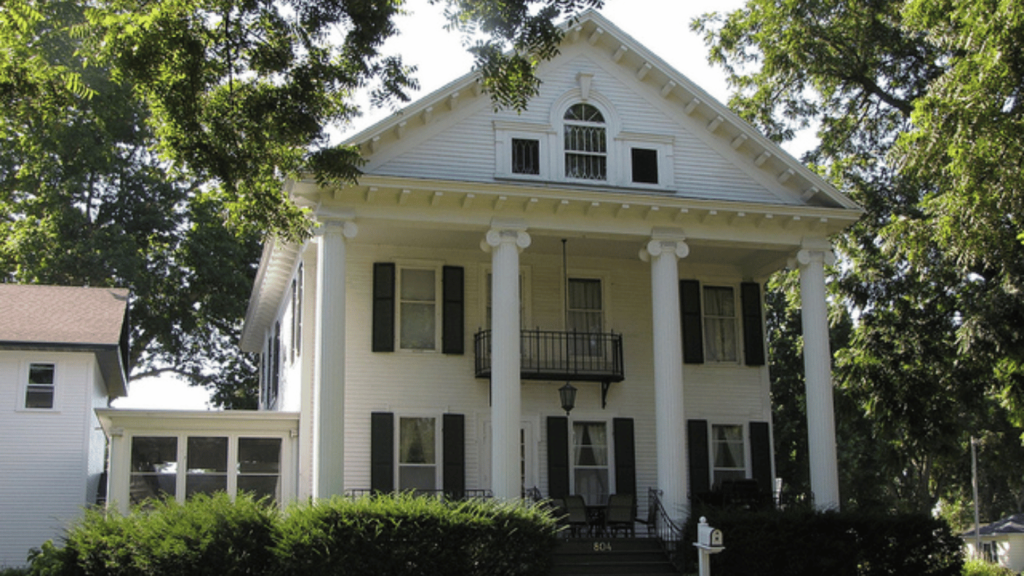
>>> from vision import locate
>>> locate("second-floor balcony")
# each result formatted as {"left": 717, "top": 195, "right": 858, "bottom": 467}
{"left": 474, "top": 329, "right": 625, "bottom": 383}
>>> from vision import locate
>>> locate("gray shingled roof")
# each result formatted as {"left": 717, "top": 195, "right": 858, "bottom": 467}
{"left": 0, "top": 284, "right": 128, "bottom": 346}
{"left": 963, "top": 513, "right": 1024, "bottom": 537}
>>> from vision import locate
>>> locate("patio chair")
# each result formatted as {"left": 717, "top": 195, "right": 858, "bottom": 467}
{"left": 564, "top": 495, "right": 590, "bottom": 537}
{"left": 604, "top": 493, "right": 635, "bottom": 537}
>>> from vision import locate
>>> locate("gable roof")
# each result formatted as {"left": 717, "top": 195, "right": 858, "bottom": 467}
{"left": 0, "top": 284, "right": 130, "bottom": 397}
{"left": 341, "top": 9, "right": 860, "bottom": 213}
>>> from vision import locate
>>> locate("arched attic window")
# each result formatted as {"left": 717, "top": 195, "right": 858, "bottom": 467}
{"left": 564, "top": 103, "right": 607, "bottom": 180}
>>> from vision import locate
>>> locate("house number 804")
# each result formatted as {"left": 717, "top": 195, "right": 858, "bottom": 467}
{"left": 593, "top": 542, "right": 613, "bottom": 552}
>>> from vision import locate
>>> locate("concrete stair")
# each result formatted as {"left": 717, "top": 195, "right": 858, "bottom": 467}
{"left": 551, "top": 538, "right": 680, "bottom": 576}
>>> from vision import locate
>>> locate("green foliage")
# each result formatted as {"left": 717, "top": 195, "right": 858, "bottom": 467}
{"left": 273, "top": 493, "right": 559, "bottom": 576}
{"left": 27, "top": 494, "right": 558, "bottom": 576}
{"left": 698, "top": 0, "right": 1024, "bottom": 516}
{"left": 962, "top": 558, "right": 1015, "bottom": 576}
{"left": 0, "top": 0, "right": 262, "bottom": 408}
{"left": 30, "top": 493, "right": 279, "bottom": 576}
{"left": 685, "top": 508, "right": 964, "bottom": 576}
{"left": 0, "top": 568, "right": 30, "bottom": 576}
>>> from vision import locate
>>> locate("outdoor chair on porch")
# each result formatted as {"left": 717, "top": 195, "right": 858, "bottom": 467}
{"left": 563, "top": 495, "right": 590, "bottom": 537}
{"left": 604, "top": 493, "right": 635, "bottom": 537}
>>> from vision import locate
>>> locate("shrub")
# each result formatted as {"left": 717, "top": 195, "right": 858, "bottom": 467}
{"left": 27, "top": 493, "right": 558, "bottom": 576}
{"left": 272, "top": 493, "right": 560, "bottom": 576}
{"left": 29, "top": 493, "right": 279, "bottom": 576}
{"left": 0, "top": 568, "right": 30, "bottom": 576}
{"left": 684, "top": 507, "right": 964, "bottom": 576}
{"left": 962, "top": 558, "right": 1016, "bottom": 576}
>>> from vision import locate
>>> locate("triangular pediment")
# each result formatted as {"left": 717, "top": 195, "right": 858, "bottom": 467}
{"left": 342, "top": 10, "right": 860, "bottom": 213}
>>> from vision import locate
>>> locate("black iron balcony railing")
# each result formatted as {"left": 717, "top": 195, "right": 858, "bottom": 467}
{"left": 474, "top": 329, "right": 624, "bottom": 383}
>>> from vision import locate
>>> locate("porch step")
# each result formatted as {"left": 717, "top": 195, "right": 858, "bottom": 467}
{"left": 551, "top": 538, "right": 679, "bottom": 576}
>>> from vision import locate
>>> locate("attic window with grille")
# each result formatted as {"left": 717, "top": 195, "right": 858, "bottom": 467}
{"left": 511, "top": 138, "right": 540, "bottom": 175}
{"left": 564, "top": 104, "right": 607, "bottom": 180}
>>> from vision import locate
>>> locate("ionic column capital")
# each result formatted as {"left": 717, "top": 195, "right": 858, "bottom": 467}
{"left": 318, "top": 219, "right": 358, "bottom": 239}
{"left": 796, "top": 249, "right": 836, "bottom": 267}
{"left": 481, "top": 228, "right": 531, "bottom": 253}
{"left": 639, "top": 239, "right": 689, "bottom": 262}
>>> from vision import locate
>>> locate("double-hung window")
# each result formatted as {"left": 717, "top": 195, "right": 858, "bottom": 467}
{"left": 24, "top": 362, "right": 56, "bottom": 409}
{"left": 567, "top": 278, "right": 603, "bottom": 357}
{"left": 399, "top": 268, "right": 437, "bottom": 350}
{"left": 711, "top": 424, "right": 745, "bottom": 487}
{"left": 398, "top": 417, "right": 437, "bottom": 491}
{"left": 703, "top": 286, "right": 738, "bottom": 362}
{"left": 564, "top": 104, "right": 607, "bottom": 180}
{"left": 572, "top": 421, "right": 609, "bottom": 505}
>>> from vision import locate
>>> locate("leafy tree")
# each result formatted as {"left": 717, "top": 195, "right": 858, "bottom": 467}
{"left": 695, "top": 0, "right": 1024, "bottom": 514}
{"left": 1, "top": 0, "right": 604, "bottom": 407}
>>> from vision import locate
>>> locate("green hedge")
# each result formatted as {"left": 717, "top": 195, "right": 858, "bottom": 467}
{"left": 27, "top": 493, "right": 559, "bottom": 576}
{"left": 684, "top": 508, "right": 964, "bottom": 576}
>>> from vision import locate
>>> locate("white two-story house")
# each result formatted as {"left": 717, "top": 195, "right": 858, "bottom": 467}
{"left": 100, "top": 10, "right": 861, "bottom": 526}
{"left": 0, "top": 284, "right": 129, "bottom": 566}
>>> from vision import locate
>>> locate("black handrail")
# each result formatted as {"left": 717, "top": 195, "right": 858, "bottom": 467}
{"left": 474, "top": 329, "right": 624, "bottom": 382}
{"left": 648, "top": 488, "right": 685, "bottom": 559}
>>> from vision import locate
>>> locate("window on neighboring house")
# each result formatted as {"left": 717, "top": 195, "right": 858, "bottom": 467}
{"left": 129, "top": 435, "right": 282, "bottom": 506}
{"left": 290, "top": 279, "right": 297, "bottom": 363}
{"left": 712, "top": 424, "right": 746, "bottom": 488}
{"left": 399, "top": 268, "right": 437, "bottom": 350}
{"left": 703, "top": 286, "right": 738, "bottom": 362}
{"left": 268, "top": 323, "right": 281, "bottom": 408}
{"left": 398, "top": 417, "right": 437, "bottom": 491}
{"left": 564, "top": 104, "right": 607, "bottom": 180}
{"left": 572, "top": 421, "right": 609, "bottom": 505}
{"left": 631, "top": 148, "right": 659, "bottom": 184}
{"left": 25, "top": 362, "right": 55, "bottom": 409}
{"left": 512, "top": 138, "right": 540, "bottom": 175}
{"left": 567, "top": 278, "right": 603, "bottom": 356}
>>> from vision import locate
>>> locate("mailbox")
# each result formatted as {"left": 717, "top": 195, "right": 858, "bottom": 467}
{"left": 696, "top": 517, "right": 723, "bottom": 548}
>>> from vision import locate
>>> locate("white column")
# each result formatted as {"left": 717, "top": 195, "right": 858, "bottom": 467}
{"left": 312, "top": 218, "right": 357, "bottom": 498}
{"left": 797, "top": 248, "right": 840, "bottom": 511}
{"left": 483, "top": 224, "right": 530, "bottom": 500}
{"left": 642, "top": 234, "right": 689, "bottom": 523}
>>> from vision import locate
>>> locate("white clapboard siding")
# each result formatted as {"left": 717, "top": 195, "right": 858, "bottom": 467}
{"left": 0, "top": 352, "right": 105, "bottom": 567}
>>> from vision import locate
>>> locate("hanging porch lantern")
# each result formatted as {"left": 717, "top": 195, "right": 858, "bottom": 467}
{"left": 559, "top": 382, "right": 577, "bottom": 416}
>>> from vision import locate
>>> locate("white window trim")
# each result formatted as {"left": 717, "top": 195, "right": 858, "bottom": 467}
{"left": 710, "top": 422, "right": 749, "bottom": 488}
{"left": 568, "top": 416, "right": 616, "bottom": 506}
{"left": 395, "top": 261, "right": 444, "bottom": 353}
{"left": 559, "top": 101, "right": 616, "bottom": 184}
{"left": 616, "top": 131, "right": 675, "bottom": 190}
{"left": 17, "top": 360, "right": 58, "bottom": 412}
{"left": 702, "top": 283, "right": 742, "bottom": 365}
{"left": 564, "top": 270, "right": 610, "bottom": 333}
{"left": 125, "top": 432, "right": 290, "bottom": 506}
{"left": 394, "top": 413, "right": 442, "bottom": 492}
{"left": 494, "top": 120, "right": 553, "bottom": 180}
{"left": 480, "top": 264, "right": 533, "bottom": 331}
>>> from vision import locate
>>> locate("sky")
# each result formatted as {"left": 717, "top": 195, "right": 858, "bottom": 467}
{"left": 113, "top": 0, "right": 778, "bottom": 411}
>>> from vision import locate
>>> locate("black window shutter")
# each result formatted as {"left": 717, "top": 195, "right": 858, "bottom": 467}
{"left": 680, "top": 280, "right": 704, "bottom": 364}
{"left": 372, "top": 263, "right": 395, "bottom": 352}
{"left": 547, "top": 416, "right": 570, "bottom": 499}
{"left": 749, "top": 421, "right": 773, "bottom": 494}
{"left": 741, "top": 282, "right": 766, "bottom": 366}
{"left": 687, "top": 419, "right": 710, "bottom": 496}
{"left": 443, "top": 413, "right": 466, "bottom": 499}
{"left": 370, "top": 412, "right": 394, "bottom": 493}
{"left": 442, "top": 266, "right": 465, "bottom": 355}
{"left": 613, "top": 418, "right": 636, "bottom": 497}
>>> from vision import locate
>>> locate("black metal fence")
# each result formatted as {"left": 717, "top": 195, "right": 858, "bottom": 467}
{"left": 474, "top": 329, "right": 624, "bottom": 382}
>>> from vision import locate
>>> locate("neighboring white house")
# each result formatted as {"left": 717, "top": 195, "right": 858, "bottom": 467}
{"left": 963, "top": 514, "right": 1024, "bottom": 572}
{"left": 101, "top": 10, "right": 862, "bottom": 526}
{"left": 0, "top": 284, "right": 129, "bottom": 567}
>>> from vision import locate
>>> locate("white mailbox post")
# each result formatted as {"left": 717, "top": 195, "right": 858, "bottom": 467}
{"left": 693, "top": 516, "right": 725, "bottom": 576}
